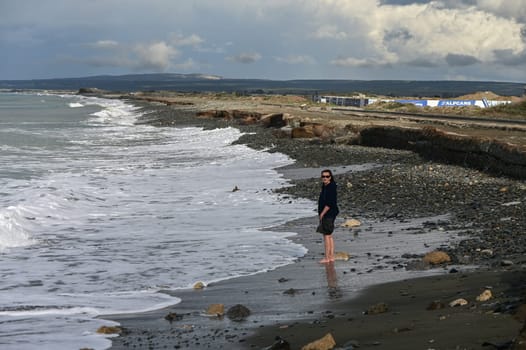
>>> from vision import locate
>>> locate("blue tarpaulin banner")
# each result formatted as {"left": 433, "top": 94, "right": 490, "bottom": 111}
{"left": 437, "top": 100, "right": 476, "bottom": 106}
{"left": 395, "top": 99, "right": 428, "bottom": 107}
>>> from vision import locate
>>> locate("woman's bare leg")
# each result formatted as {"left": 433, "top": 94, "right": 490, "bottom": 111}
{"left": 327, "top": 235, "right": 335, "bottom": 261}
{"left": 320, "top": 235, "right": 335, "bottom": 263}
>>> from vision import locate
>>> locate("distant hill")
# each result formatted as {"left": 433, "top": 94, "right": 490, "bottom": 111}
{"left": 1, "top": 73, "right": 524, "bottom": 97}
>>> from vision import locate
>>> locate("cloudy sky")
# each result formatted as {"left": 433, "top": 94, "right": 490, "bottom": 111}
{"left": 1, "top": 0, "right": 526, "bottom": 82}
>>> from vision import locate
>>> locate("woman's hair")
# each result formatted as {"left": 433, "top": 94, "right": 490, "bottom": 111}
{"left": 321, "top": 169, "right": 336, "bottom": 184}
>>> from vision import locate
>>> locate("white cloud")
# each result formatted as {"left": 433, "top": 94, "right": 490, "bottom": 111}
{"left": 90, "top": 40, "right": 120, "bottom": 49}
{"left": 76, "top": 35, "right": 206, "bottom": 73}
{"left": 330, "top": 56, "right": 392, "bottom": 68}
{"left": 311, "top": 25, "right": 348, "bottom": 40}
{"left": 474, "top": 0, "right": 526, "bottom": 22}
{"left": 317, "top": 0, "right": 526, "bottom": 69}
{"left": 169, "top": 33, "right": 204, "bottom": 47}
{"left": 133, "top": 41, "right": 179, "bottom": 71}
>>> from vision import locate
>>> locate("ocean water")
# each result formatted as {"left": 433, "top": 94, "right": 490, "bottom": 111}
{"left": 0, "top": 93, "right": 314, "bottom": 349}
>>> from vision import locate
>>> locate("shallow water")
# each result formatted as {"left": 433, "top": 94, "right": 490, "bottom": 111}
{"left": 0, "top": 93, "right": 314, "bottom": 350}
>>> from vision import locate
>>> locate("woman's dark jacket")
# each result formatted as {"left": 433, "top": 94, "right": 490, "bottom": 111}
{"left": 318, "top": 181, "right": 339, "bottom": 218}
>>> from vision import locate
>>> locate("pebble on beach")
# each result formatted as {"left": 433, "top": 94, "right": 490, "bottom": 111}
{"left": 423, "top": 251, "right": 451, "bottom": 265}
{"left": 301, "top": 332, "right": 336, "bottom": 350}
{"left": 476, "top": 289, "right": 493, "bottom": 302}
{"left": 205, "top": 304, "right": 225, "bottom": 316}
{"left": 449, "top": 298, "right": 469, "bottom": 307}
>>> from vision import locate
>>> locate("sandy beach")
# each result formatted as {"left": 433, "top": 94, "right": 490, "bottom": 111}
{"left": 105, "top": 93, "right": 526, "bottom": 350}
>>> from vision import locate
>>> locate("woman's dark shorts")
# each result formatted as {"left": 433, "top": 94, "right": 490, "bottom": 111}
{"left": 316, "top": 217, "right": 335, "bottom": 235}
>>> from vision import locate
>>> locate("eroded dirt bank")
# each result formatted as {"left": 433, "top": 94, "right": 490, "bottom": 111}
{"left": 128, "top": 92, "right": 526, "bottom": 179}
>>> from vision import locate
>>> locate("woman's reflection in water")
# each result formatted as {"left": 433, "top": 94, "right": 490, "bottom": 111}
{"left": 324, "top": 262, "right": 342, "bottom": 299}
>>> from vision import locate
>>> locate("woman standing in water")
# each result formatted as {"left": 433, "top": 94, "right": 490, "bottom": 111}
{"left": 317, "top": 169, "right": 339, "bottom": 263}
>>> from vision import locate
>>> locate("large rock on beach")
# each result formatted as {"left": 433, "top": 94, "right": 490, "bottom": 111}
{"left": 206, "top": 303, "right": 225, "bottom": 316}
{"left": 291, "top": 126, "right": 316, "bottom": 138}
{"left": 301, "top": 332, "right": 336, "bottom": 350}
{"left": 193, "top": 281, "right": 206, "bottom": 289}
{"left": 334, "top": 251, "right": 351, "bottom": 261}
{"left": 365, "top": 302, "right": 389, "bottom": 315}
{"left": 311, "top": 123, "right": 334, "bottom": 139}
{"left": 449, "top": 298, "right": 468, "bottom": 307}
{"left": 226, "top": 304, "right": 251, "bottom": 321}
{"left": 260, "top": 113, "right": 288, "bottom": 128}
{"left": 288, "top": 122, "right": 336, "bottom": 139}
{"left": 476, "top": 289, "right": 493, "bottom": 302}
{"left": 96, "top": 325, "right": 122, "bottom": 334}
{"left": 423, "top": 250, "right": 451, "bottom": 265}
{"left": 341, "top": 219, "right": 361, "bottom": 228}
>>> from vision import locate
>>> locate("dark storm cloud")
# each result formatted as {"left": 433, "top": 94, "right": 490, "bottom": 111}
{"left": 405, "top": 58, "right": 437, "bottom": 67}
{"left": 445, "top": 53, "right": 480, "bottom": 66}
{"left": 493, "top": 49, "right": 526, "bottom": 66}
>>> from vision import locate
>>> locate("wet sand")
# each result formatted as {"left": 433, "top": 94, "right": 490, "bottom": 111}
{"left": 106, "top": 211, "right": 479, "bottom": 349}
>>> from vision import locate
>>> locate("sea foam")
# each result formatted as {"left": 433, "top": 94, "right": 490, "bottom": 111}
{"left": 0, "top": 93, "right": 314, "bottom": 350}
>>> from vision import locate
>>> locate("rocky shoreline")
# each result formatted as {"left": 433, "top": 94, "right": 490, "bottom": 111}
{"left": 131, "top": 96, "right": 526, "bottom": 267}
{"left": 106, "top": 95, "right": 526, "bottom": 349}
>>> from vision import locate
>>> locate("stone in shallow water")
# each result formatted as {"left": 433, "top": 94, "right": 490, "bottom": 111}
{"left": 193, "top": 281, "right": 205, "bottom": 289}
{"left": 96, "top": 325, "right": 122, "bottom": 334}
{"left": 334, "top": 251, "right": 351, "bottom": 261}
